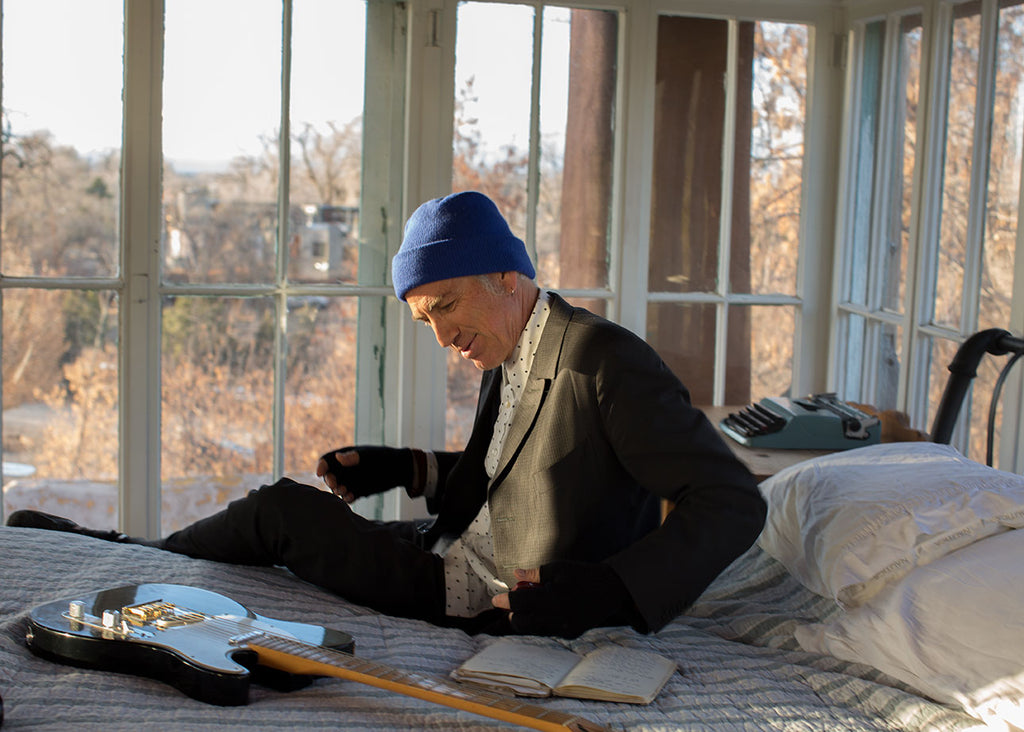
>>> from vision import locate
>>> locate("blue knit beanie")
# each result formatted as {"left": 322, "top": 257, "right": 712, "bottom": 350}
{"left": 392, "top": 191, "right": 536, "bottom": 301}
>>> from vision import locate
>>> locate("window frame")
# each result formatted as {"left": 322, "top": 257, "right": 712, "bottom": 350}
{"left": 0, "top": 0, "right": 406, "bottom": 532}
{"left": 634, "top": 3, "right": 841, "bottom": 404}
{"left": 835, "top": 0, "right": 1024, "bottom": 471}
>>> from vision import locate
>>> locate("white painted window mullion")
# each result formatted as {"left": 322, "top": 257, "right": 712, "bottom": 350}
{"left": 959, "top": 0, "right": 999, "bottom": 334}
{"left": 272, "top": 0, "right": 294, "bottom": 481}
{"left": 866, "top": 14, "right": 900, "bottom": 317}
{"left": 713, "top": 18, "right": 740, "bottom": 406}
{"left": 120, "top": 0, "right": 164, "bottom": 538}
{"left": 828, "top": 23, "right": 865, "bottom": 394}
{"left": 1004, "top": 159, "right": 1024, "bottom": 471}
{"left": 903, "top": 2, "right": 954, "bottom": 430}
{"left": 387, "top": 0, "right": 457, "bottom": 521}
{"left": 525, "top": 4, "right": 544, "bottom": 266}
{"left": 617, "top": 1, "right": 657, "bottom": 338}
{"left": 603, "top": 11, "right": 629, "bottom": 324}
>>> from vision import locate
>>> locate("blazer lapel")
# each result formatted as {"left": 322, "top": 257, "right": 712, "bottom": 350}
{"left": 491, "top": 294, "right": 573, "bottom": 484}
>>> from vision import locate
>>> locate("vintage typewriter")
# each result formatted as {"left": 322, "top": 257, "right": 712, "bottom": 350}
{"left": 719, "top": 393, "right": 881, "bottom": 450}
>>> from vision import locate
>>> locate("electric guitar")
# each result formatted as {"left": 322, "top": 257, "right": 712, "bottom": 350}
{"left": 26, "top": 583, "right": 607, "bottom": 732}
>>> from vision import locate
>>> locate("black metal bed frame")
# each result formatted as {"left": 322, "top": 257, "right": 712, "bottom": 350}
{"left": 930, "top": 328, "right": 1024, "bottom": 466}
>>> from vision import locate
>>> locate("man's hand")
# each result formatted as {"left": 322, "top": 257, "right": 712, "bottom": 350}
{"left": 492, "top": 568, "right": 542, "bottom": 610}
{"left": 491, "top": 562, "right": 636, "bottom": 639}
{"left": 316, "top": 446, "right": 415, "bottom": 503}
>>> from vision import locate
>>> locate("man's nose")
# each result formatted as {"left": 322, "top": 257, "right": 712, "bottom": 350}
{"left": 431, "top": 320, "right": 457, "bottom": 349}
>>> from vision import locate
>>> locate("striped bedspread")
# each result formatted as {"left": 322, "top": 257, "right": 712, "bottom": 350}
{"left": 0, "top": 527, "right": 981, "bottom": 731}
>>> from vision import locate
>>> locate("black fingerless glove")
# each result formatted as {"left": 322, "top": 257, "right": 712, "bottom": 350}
{"left": 319, "top": 446, "right": 421, "bottom": 499}
{"left": 507, "top": 561, "right": 640, "bottom": 639}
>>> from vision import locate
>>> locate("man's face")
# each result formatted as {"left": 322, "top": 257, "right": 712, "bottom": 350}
{"left": 406, "top": 273, "right": 520, "bottom": 371}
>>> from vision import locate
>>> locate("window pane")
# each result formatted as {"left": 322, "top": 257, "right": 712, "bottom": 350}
{"left": 845, "top": 21, "right": 884, "bottom": 308}
{"left": 837, "top": 317, "right": 903, "bottom": 409}
{"left": 1, "top": 0, "right": 121, "bottom": 278}
{"left": 160, "top": 297, "right": 274, "bottom": 533}
{"left": 284, "top": 297, "right": 361, "bottom": 483}
{"left": 647, "top": 302, "right": 718, "bottom": 405}
{"left": 162, "top": 0, "right": 282, "bottom": 284}
{"left": 447, "top": 351, "right": 482, "bottom": 452}
{"left": 838, "top": 312, "right": 867, "bottom": 398}
{"left": 737, "top": 22, "right": 807, "bottom": 296}
{"left": 874, "top": 322, "right": 903, "bottom": 409}
{"left": 885, "top": 16, "right": 922, "bottom": 313}
{"left": 453, "top": 1, "right": 533, "bottom": 237}
{"left": 836, "top": 17, "right": 918, "bottom": 416}
{"left": 934, "top": 10, "right": 981, "bottom": 329}
{"left": 842, "top": 17, "right": 919, "bottom": 314}
{"left": 287, "top": 0, "right": 367, "bottom": 285}
{"left": 649, "top": 16, "right": 728, "bottom": 294}
{"left": 538, "top": 7, "right": 617, "bottom": 291}
{"left": 563, "top": 296, "right": 607, "bottom": 317}
{"left": 727, "top": 305, "right": 795, "bottom": 399}
{"left": 980, "top": 2, "right": 1024, "bottom": 330}
{"left": 3, "top": 289, "right": 120, "bottom": 528}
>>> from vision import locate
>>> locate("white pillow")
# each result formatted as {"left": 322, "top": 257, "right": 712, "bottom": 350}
{"left": 757, "top": 441, "right": 1024, "bottom": 608}
{"left": 794, "top": 528, "right": 1024, "bottom": 730}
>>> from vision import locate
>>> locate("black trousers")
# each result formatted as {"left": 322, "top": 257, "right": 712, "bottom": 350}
{"left": 159, "top": 479, "right": 448, "bottom": 623}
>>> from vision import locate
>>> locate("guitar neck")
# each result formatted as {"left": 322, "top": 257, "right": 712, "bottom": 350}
{"left": 248, "top": 634, "right": 609, "bottom": 732}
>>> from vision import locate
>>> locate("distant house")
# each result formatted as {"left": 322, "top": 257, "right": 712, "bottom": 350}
{"left": 289, "top": 204, "right": 359, "bottom": 283}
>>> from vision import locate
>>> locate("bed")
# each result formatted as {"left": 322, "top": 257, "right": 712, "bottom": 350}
{"left": 1, "top": 441, "right": 1021, "bottom": 731}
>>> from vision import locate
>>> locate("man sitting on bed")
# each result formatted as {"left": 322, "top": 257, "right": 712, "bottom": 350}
{"left": 9, "top": 191, "right": 766, "bottom": 640}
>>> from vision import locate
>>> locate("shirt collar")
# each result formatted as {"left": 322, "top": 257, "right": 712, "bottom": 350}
{"left": 501, "top": 289, "right": 552, "bottom": 394}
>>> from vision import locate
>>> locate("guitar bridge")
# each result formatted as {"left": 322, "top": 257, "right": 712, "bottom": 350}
{"left": 122, "top": 600, "right": 203, "bottom": 628}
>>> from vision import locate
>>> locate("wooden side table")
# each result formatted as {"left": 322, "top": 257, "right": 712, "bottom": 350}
{"left": 700, "top": 405, "right": 835, "bottom": 483}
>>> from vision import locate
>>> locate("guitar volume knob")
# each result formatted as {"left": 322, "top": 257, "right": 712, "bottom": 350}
{"left": 102, "top": 609, "right": 122, "bottom": 629}
{"left": 68, "top": 601, "right": 86, "bottom": 620}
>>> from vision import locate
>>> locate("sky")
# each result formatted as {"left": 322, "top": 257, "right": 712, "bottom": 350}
{"left": 3, "top": 0, "right": 125, "bottom": 156}
{"left": 2, "top": 0, "right": 568, "bottom": 171}
{"left": 3, "top": 0, "right": 366, "bottom": 167}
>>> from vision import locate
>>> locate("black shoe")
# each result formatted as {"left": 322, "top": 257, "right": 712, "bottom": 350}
{"left": 6, "top": 509, "right": 130, "bottom": 543}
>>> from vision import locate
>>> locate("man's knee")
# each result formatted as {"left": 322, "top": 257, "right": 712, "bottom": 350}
{"left": 239, "top": 477, "right": 353, "bottom": 540}
{"left": 249, "top": 477, "right": 319, "bottom": 510}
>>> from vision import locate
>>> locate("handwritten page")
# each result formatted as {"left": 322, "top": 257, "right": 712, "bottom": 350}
{"left": 556, "top": 645, "right": 677, "bottom": 703}
{"left": 452, "top": 639, "right": 677, "bottom": 704}
{"left": 452, "top": 640, "right": 581, "bottom": 696}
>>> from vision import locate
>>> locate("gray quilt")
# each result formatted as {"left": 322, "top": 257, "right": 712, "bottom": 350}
{"left": 0, "top": 527, "right": 981, "bottom": 731}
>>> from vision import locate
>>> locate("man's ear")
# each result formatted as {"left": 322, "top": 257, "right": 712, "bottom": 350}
{"left": 499, "top": 271, "right": 519, "bottom": 294}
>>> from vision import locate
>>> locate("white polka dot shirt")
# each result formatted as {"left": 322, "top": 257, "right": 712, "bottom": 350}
{"left": 440, "top": 290, "right": 553, "bottom": 617}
